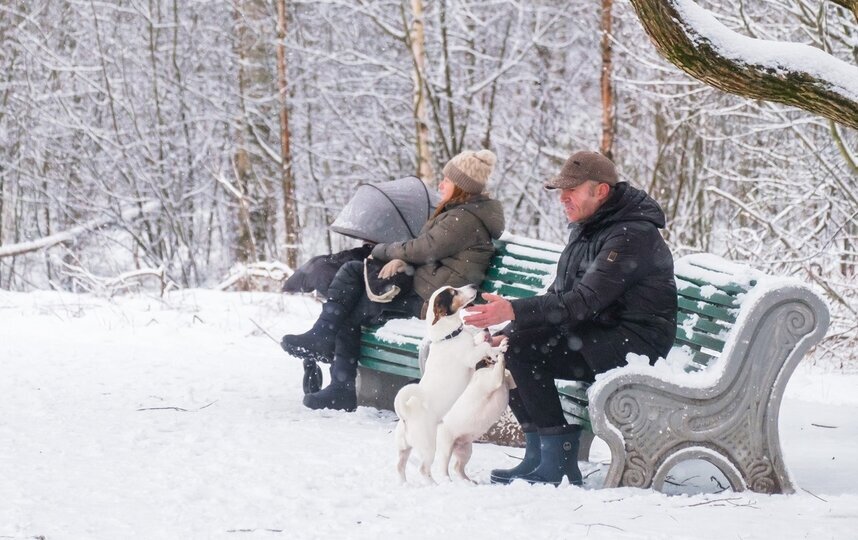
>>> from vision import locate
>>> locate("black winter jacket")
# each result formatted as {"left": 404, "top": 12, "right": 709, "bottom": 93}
{"left": 510, "top": 183, "right": 677, "bottom": 373}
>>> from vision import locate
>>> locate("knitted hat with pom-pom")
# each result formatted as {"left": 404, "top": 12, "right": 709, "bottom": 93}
{"left": 442, "top": 149, "right": 497, "bottom": 194}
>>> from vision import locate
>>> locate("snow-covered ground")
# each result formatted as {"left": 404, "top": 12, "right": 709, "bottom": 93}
{"left": 2, "top": 290, "right": 857, "bottom": 539}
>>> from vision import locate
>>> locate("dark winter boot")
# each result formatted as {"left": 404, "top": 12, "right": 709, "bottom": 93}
{"left": 280, "top": 301, "right": 346, "bottom": 362}
{"left": 490, "top": 430, "right": 541, "bottom": 484}
{"left": 515, "top": 426, "right": 583, "bottom": 486}
{"left": 282, "top": 260, "right": 367, "bottom": 362}
{"left": 302, "top": 356, "right": 357, "bottom": 412}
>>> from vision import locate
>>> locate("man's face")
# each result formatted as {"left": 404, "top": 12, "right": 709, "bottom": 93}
{"left": 558, "top": 181, "right": 608, "bottom": 223}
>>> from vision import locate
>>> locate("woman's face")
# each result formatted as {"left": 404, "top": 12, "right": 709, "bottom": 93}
{"left": 439, "top": 177, "right": 455, "bottom": 202}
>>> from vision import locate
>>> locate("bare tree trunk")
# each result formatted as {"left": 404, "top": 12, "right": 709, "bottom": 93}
{"left": 600, "top": 0, "right": 615, "bottom": 160}
{"left": 233, "top": 3, "right": 256, "bottom": 263}
{"left": 276, "top": 0, "right": 300, "bottom": 270}
{"left": 232, "top": 0, "right": 279, "bottom": 266}
{"left": 409, "top": 0, "right": 434, "bottom": 184}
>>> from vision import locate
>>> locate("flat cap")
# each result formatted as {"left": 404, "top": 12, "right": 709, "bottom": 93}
{"left": 544, "top": 151, "right": 618, "bottom": 190}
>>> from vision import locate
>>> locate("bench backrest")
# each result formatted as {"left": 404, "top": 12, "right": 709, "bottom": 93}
{"left": 486, "top": 237, "right": 756, "bottom": 372}
{"left": 673, "top": 256, "right": 757, "bottom": 371}
{"left": 481, "top": 235, "right": 561, "bottom": 297}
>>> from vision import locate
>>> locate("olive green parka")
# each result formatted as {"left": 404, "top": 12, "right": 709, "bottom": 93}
{"left": 370, "top": 194, "right": 505, "bottom": 301}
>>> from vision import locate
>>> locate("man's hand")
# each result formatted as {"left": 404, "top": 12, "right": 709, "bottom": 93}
{"left": 378, "top": 259, "right": 408, "bottom": 279}
{"left": 463, "top": 293, "right": 515, "bottom": 328}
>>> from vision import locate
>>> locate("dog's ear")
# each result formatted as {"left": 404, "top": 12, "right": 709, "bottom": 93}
{"left": 431, "top": 288, "right": 454, "bottom": 324}
{"left": 432, "top": 303, "right": 444, "bottom": 325}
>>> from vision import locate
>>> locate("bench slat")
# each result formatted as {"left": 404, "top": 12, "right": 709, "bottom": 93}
{"left": 676, "top": 281, "right": 741, "bottom": 308}
{"left": 361, "top": 334, "right": 419, "bottom": 354}
{"left": 674, "top": 273, "right": 753, "bottom": 296}
{"left": 676, "top": 311, "right": 732, "bottom": 336}
{"left": 677, "top": 296, "right": 738, "bottom": 323}
{"left": 359, "top": 344, "right": 420, "bottom": 367}
{"left": 359, "top": 357, "right": 421, "bottom": 379}
{"left": 485, "top": 266, "right": 548, "bottom": 289}
{"left": 674, "top": 329, "right": 726, "bottom": 353}
{"left": 493, "top": 245, "right": 561, "bottom": 265}
{"left": 481, "top": 281, "right": 544, "bottom": 298}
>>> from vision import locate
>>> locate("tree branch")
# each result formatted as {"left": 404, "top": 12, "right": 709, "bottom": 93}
{"left": 628, "top": 0, "right": 858, "bottom": 128}
{"left": 0, "top": 201, "right": 160, "bottom": 259}
{"left": 827, "top": 0, "right": 857, "bottom": 22}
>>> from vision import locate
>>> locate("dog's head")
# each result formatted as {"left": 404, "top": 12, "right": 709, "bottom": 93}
{"left": 427, "top": 285, "right": 479, "bottom": 325}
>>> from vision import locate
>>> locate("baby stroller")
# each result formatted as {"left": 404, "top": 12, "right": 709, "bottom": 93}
{"left": 284, "top": 176, "right": 439, "bottom": 394}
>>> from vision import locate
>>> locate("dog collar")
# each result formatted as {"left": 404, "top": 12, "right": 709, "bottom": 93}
{"left": 434, "top": 325, "right": 464, "bottom": 343}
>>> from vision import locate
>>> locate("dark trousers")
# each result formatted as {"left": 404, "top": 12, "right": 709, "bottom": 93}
{"left": 328, "top": 260, "right": 424, "bottom": 379}
{"left": 505, "top": 327, "right": 596, "bottom": 431}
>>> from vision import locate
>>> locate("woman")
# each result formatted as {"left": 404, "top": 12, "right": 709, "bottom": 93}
{"left": 281, "top": 149, "right": 505, "bottom": 412}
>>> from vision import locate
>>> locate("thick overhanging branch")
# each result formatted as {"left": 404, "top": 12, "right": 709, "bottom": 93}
{"left": 628, "top": 0, "right": 858, "bottom": 129}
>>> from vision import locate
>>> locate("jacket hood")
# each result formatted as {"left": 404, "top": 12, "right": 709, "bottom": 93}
{"left": 584, "top": 182, "right": 666, "bottom": 229}
{"left": 448, "top": 195, "right": 505, "bottom": 240}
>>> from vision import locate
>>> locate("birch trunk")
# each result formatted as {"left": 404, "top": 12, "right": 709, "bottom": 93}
{"left": 409, "top": 0, "right": 434, "bottom": 184}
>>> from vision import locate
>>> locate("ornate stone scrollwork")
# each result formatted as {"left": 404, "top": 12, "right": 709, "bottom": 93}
{"left": 621, "top": 452, "right": 651, "bottom": 488}
{"left": 747, "top": 458, "right": 777, "bottom": 494}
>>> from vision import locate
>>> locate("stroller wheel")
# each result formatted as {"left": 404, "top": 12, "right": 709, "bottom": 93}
{"left": 302, "top": 360, "right": 323, "bottom": 394}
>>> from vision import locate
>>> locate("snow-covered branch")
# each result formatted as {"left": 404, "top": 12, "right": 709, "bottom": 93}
{"left": 58, "top": 263, "right": 177, "bottom": 297}
{"left": 628, "top": 0, "right": 858, "bottom": 128}
{"left": 216, "top": 261, "right": 294, "bottom": 291}
{"left": 0, "top": 201, "right": 161, "bottom": 259}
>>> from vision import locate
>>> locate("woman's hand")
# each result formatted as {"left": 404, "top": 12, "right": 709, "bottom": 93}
{"left": 378, "top": 259, "right": 409, "bottom": 279}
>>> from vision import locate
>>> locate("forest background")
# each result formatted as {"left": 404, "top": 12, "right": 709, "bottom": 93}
{"left": 0, "top": 0, "right": 855, "bottom": 366}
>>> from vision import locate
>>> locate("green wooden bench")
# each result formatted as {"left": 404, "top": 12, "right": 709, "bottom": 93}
{"left": 355, "top": 235, "right": 829, "bottom": 494}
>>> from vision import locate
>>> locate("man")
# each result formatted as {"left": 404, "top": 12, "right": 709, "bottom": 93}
{"left": 463, "top": 150, "right": 676, "bottom": 486}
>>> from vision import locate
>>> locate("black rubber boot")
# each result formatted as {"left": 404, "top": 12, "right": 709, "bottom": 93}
{"left": 490, "top": 430, "right": 541, "bottom": 484}
{"left": 280, "top": 301, "right": 345, "bottom": 362}
{"left": 302, "top": 356, "right": 357, "bottom": 412}
{"left": 514, "top": 426, "right": 583, "bottom": 486}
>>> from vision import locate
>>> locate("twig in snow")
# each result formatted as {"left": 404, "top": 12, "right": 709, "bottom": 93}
{"left": 582, "top": 522, "right": 625, "bottom": 534}
{"left": 684, "top": 496, "right": 744, "bottom": 507}
{"left": 250, "top": 317, "right": 280, "bottom": 344}
{"left": 136, "top": 400, "right": 218, "bottom": 412}
{"left": 802, "top": 488, "right": 828, "bottom": 503}
{"left": 710, "top": 475, "right": 729, "bottom": 492}
{"left": 810, "top": 423, "right": 838, "bottom": 429}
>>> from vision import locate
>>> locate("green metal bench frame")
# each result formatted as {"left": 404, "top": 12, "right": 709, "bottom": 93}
{"left": 355, "top": 236, "right": 829, "bottom": 494}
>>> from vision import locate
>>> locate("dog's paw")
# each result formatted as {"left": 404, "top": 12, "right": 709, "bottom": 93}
{"left": 497, "top": 337, "right": 509, "bottom": 353}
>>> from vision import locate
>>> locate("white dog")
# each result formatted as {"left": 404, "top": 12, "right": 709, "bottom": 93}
{"left": 436, "top": 349, "right": 514, "bottom": 482}
{"left": 394, "top": 284, "right": 504, "bottom": 483}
